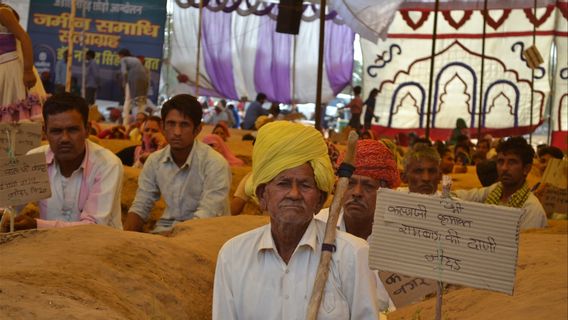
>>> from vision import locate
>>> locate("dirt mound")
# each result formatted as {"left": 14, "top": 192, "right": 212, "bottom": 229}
{"left": 388, "top": 220, "right": 568, "bottom": 320}
{"left": 0, "top": 215, "right": 268, "bottom": 320}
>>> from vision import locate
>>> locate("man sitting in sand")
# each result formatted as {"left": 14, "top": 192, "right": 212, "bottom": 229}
{"left": 398, "top": 143, "right": 443, "bottom": 195}
{"left": 454, "top": 137, "right": 547, "bottom": 230}
{"left": 315, "top": 139, "right": 401, "bottom": 311}
{"left": 124, "top": 94, "right": 231, "bottom": 233}
{"left": 6, "top": 93, "right": 123, "bottom": 230}
{"left": 213, "top": 121, "right": 379, "bottom": 319}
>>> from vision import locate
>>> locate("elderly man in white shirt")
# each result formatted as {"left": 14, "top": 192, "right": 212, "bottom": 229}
{"left": 213, "top": 121, "right": 379, "bottom": 320}
{"left": 7, "top": 93, "right": 123, "bottom": 230}
{"left": 124, "top": 94, "right": 231, "bottom": 233}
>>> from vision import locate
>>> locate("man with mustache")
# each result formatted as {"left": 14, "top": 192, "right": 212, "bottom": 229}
{"left": 5, "top": 93, "right": 123, "bottom": 230}
{"left": 399, "top": 143, "right": 443, "bottom": 196}
{"left": 315, "top": 139, "right": 401, "bottom": 312}
{"left": 213, "top": 121, "right": 378, "bottom": 319}
{"left": 454, "top": 136, "right": 547, "bottom": 230}
{"left": 124, "top": 94, "right": 231, "bottom": 233}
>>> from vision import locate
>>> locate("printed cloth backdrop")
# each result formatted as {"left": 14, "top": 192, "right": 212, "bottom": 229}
{"left": 361, "top": 0, "right": 567, "bottom": 148}
{"left": 170, "top": 0, "right": 355, "bottom": 104}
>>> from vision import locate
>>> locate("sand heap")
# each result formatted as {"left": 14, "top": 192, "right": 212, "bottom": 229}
{"left": 0, "top": 215, "right": 268, "bottom": 319}
{"left": 388, "top": 221, "right": 567, "bottom": 320}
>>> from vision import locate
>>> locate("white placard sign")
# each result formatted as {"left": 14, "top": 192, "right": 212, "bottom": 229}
{"left": 0, "top": 122, "right": 42, "bottom": 157}
{"left": 369, "top": 189, "right": 523, "bottom": 295}
{"left": 0, "top": 153, "right": 51, "bottom": 207}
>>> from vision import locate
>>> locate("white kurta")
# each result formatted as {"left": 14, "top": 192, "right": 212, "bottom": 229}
{"left": 213, "top": 218, "right": 379, "bottom": 320}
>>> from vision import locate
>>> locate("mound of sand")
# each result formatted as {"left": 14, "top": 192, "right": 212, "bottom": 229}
{"left": 0, "top": 215, "right": 268, "bottom": 319}
{"left": 388, "top": 220, "right": 567, "bottom": 320}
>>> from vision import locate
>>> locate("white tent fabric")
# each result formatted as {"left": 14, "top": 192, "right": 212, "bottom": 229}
{"left": 360, "top": 4, "right": 564, "bottom": 140}
{"left": 169, "top": 3, "right": 351, "bottom": 103}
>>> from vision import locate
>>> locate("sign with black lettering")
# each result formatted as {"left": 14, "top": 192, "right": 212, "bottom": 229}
{"left": 369, "top": 189, "right": 523, "bottom": 295}
{"left": 0, "top": 123, "right": 42, "bottom": 157}
{"left": 0, "top": 153, "right": 51, "bottom": 207}
{"left": 378, "top": 271, "right": 436, "bottom": 308}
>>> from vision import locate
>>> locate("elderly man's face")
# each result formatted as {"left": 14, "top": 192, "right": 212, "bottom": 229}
{"left": 404, "top": 158, "right": 441, "bottom": 194}
{"left": 258, "top": 164, "right": 325, "bottom": 227}
{"left": 342, "top": 174, "right": 381, "bottom": 221}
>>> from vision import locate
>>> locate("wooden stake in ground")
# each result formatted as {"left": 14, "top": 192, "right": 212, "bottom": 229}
{"left": 306, "top": 131, "right": 358, "bottom": 320}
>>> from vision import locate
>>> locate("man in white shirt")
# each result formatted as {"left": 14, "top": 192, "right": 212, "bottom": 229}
{"left": 124, "top": 94, "right": 231, "bottom": 233}
{"left": 8, "top": 93, "right": 123, "bottom": 230}
{"left": 315, "top": 139, "right": 401, "bottom": 312}
{"left": 454, "top": 136, "right": 547, "bottom": 230}
{"left": 213, "top": 121, "right": 379, "bottom": 319}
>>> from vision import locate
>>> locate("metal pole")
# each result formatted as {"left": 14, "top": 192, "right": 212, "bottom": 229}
{"left": 65, "top": 0, "right": 76, "bottom": 92}
{"left": 80, "top": 1, "right": 87, "bottom": 99}
{"left": 529, "top": 0, "right": 537, "bottom": 144}
{"left": 477, "top": 0, "right": 488, "bottom": 139}
{"left": 425, "top": 0, "right": 440, "bottom": 139}
{"left": 195, "top": 0, "right": 204, "bottom": 97}
{"left": 315, "top": 0, "right": 327, "bottom": 131}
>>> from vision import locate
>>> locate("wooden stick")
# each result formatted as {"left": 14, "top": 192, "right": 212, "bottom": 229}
{"left": 306, "top": 130, "right": 358, "bottom": 320}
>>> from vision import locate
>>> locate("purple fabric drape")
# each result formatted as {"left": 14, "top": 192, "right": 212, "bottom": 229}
{"left": 201, "top": 10, "right": 239, "bottom": 100}
{"left": 254, "top": 16, "right": 292, "bottom": 103}
{"left": 325, "top": 20, "right": 355, "bottom": 95}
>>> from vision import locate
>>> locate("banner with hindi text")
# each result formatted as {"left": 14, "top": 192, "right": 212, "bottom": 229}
{"left": 28, "top": 0, "right": 166, "bottom": 103}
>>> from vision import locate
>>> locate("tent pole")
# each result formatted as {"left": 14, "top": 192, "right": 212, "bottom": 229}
{"left": 292, "top": 35, "right": 297, "bottom": 105}
{"left": 477, "top": 0, "right": 488, "bottom": 140}
{"left": 529, "top": 0, "right": 537, "bottom": 144}
{"left": 425, "top": 0, "right": 439, "bottom": 140}
{"left": 195, "top": 0, "right": 204, "bottom": 97}
{"left": 315, "top": 0, "right": 327, "bottom": 131}
{"left": 65, "top": 0, "right": 76, "bottom": 92}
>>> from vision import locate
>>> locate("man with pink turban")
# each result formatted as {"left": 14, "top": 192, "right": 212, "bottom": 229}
{"left": 316, "top": 139, "right": 401, "bottom": 312}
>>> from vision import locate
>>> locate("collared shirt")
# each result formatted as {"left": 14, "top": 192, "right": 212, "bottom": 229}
{"left": 242, "top": 101, "right": 269, "bottom": 130}
{"left": 129, "top": 140, "right": 231, "bottom": 228}
{"left": 27, "top": 140, "right": 123, "bottom": 229}
{"left": 454, "top": 183, "right": 548, "bottom": 230}
{"left": 315, "top": 208, "right": 395, "bottom": 312}
{"left": 213, "top": 218, "right": 379, "bottom": 320}
{"left": 85, "top": 59, "right": 100, "bottom": 88}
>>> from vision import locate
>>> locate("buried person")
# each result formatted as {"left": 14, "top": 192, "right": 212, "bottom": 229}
{"left": 124, "top": 94, "right": 231, "bottom": 233}
{"left": 4, "top": 93, "right": 123, "bottom": 230}
{"left": 213, "top": 121, "right": 379, "bottom": 319}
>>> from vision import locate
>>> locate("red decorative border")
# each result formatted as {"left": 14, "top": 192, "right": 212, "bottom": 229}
{"left": 370, "top": 122, "right": 546, "bottom": 141}
{"left": 387, "top": 30, "right": 565, "bottom": 39}
{"left": 400, "top": 9, "right": 431, "bottom": 30}
{"left": 523, "top": 5, "right": 555, "bottom": 27}
{"left": 480, "top": 9, "right": 512, "bottom": 29}
{"left": 442, "top": 10, "right": 473, "bottom": 30}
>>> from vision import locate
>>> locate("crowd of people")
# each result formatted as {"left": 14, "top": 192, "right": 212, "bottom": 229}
{"left": 1, "top": 3, "right": 566, "bottom": 317}
{"left": 1, "top": 87, "right": 563, "bottom": 316}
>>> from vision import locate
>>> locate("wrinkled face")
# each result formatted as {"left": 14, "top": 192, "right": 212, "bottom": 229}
{"left": 440, "top": 151, "right": 455, "bottom": 174}
{"left": 141, "top": 120, "right": 160, "bottom": 140}
{"left": 342, "top": 174, "right": 381, "bottom": 221}
{"left": 497, "top": 152, "right": 531, "bottom": 188}
{"left": 45, "top": 110, "right": 88, "bottom": 164}
{"left": 258, "top": 164, "right": 325, "bottom": 228}
{"left": 538, "top": 154, "right": 553, "bottom": 175}
{"left": 163, "top": 109, "right": 201, "bottom": 151}
{"left": 212, "top": 126, "right": 227, "bottom": 141}
{"left": 404, "top": 158, "right": 441, "bottom": 194}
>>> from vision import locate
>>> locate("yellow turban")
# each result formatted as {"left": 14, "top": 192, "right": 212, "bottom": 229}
{"left": 245, "top": 121, "right": 335, "bottom": 199}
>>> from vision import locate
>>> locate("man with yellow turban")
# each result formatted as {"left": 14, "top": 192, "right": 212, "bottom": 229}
{"left": 213, "top": 121, "right": 379, "bottom": 319}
